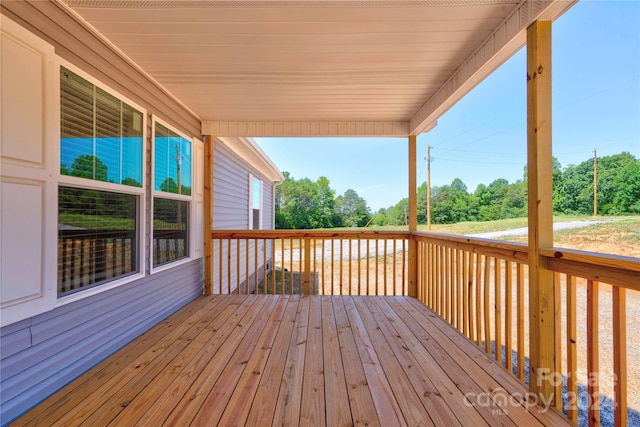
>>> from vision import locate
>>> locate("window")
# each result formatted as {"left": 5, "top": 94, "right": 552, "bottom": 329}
{"left": 249, "top": 175, "right": 263, "bottom": 230}
{"left": 153, "top": 120, "right": 192, "bottom": 267}
{"left": 58, "top": 66, "right": 144, "bottom": 296}
{"left": 58, "top": 187, "right": 138, "bottom": 296}
{"left": 60, "top": 67, "right": 143, "bottom": 186}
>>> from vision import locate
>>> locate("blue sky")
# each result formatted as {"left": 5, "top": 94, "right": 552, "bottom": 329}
{"left": 256, "top": 1, "right": 640, "bottom": 212}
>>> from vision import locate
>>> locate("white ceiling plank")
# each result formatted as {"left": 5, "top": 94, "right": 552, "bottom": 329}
{"left": 62, "top": 0, "right": 576, "bottom": 136}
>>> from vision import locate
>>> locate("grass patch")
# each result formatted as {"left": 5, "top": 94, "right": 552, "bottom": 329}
{"left": 59, "top": 213, "right": 135, "bottom": 230}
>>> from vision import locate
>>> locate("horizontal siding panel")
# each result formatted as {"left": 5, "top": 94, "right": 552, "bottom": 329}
{"left": 0, "top": 259, "right": 202, "bottom": 423}
{"left": 2, "top": 261, "right": 201, "bottom": 380}
{"left": 0, "top": 328, "right": 32, "bottom": 360}
{"left": 0, "top": 289, "right": 199, "bottom": 423}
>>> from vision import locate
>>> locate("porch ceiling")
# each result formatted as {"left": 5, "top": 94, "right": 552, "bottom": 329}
{"left": 63, "top": 0, "right": 575, "bottom": 136}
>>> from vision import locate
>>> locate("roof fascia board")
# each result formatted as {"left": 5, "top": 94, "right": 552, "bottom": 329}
{"left": 202, "top": 121, "right": 410, "bottom": 137}
{"left": 217, "top": 136, "right": 284, "bottom": 183}
{"left": 409, "top": 0, "right": 577, "bottom": 135}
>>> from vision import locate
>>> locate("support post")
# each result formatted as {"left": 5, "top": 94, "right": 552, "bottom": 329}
{"left": 408, "top": 135, "right": 418, "bottom": 297}
{"left": 526, "top": 20, "right": 556, "bottom": 404}
{"left": 304, "top": 238, "right": 311, "bottom": 296}
{"left": 204, "top": 135, "right": 214, "bottom": 295}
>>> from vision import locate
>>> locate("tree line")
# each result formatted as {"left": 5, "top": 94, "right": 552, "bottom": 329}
{"left": 275, "top": 152, "right": 639, "bottom": 229}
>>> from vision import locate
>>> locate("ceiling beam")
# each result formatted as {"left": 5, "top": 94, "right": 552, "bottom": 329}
{"left": 409, "top": 0, "right": 577, "bottom": 136}
{"left": 202, "top": 121, "right": 410, "bottom": 137}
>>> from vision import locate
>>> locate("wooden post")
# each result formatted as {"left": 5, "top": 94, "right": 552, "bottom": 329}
{"left": 303, "top": 238, "right": 311, "bottom": 296}
{"left": 203, "top": 135, "right": 214, "bottom": 295}
{"left": 526, "top": 20, "right": 556, "bottom": 405}
{"left": 408, "top": 135, "right": 418, "bottom": 297}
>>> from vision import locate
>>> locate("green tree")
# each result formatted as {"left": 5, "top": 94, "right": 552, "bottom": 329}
{"left": 337, "top": 189, "right": 371, "bottom": 227}
{"left": 66, "top": 154, "right": 108, "bottom": 181}
{"left": 431, "top": 178, "right": 471, "bottom": 224}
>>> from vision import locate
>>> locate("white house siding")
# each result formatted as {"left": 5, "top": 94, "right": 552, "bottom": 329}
{"left": 213, "top": 141, "right": 276, "bottom": 294}
{"left": 0, "top": 5, "right": 202, "bottom": 424}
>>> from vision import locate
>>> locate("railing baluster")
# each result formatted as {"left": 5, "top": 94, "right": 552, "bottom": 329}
{"left": 484, "top": 256, "right": 491, "bottom": 356}
{"left": 263, "top": 239, "right": 267, "bottom": 294}
{"left": 280, "top": 239, "right": 285, "bottom": 295}
{"left": 237, "top": 239, "right": 241, "bottom": 294}
{"left": 271, "top": 239, "right": 276, "bottom": 294}
{"left": 393, "top": 239, "right": 397, "bottom": 297}
{"left": 457, "top": 249, "right": 463, "bottom": 331}
{"left": 348, "top": 239, "right": 352, "bottom": 295}
{"left": 357, "top": 239, "right": 361, "bottom": 295}
{"left": 613, "top": 286, "right": 627, "bottom": 427}
{"left": 312, "top": 239, "right": 317, "bottom": 295}
{"left": 289, "top": 238, "right": 293, "bottom": 294}
{"left": 447, "top": 246, "right": 452, "bottom": 321}
{"left": 567, "top": 274, "right": 578, "bottom": 422}
{"left": 366, "top": 239, "right": 370, "bottom": 295}
{"left": 553, "top": 272, "right": 562, "bottom": 409}
{"left": 321, "top": 239, "right": 325, "bottom": 295}
{"left": 304, "top": 238, "right": 311, "bottom": 296}
{"left": 587, "top": 279, "right": 600, "bottom": 427}
{"left": 244, "top": 239, "right": 249, "bottom": 294}
{"left": 435, "top": 245, "right": 441, "bottom": 315}
{"left": 254, "top": 238, "right": 258, "bottom": 294}
{"left": 401, "top": 239, "right": 406, "bottom": 296}
{"left": 227, "top": 239, "right": 231, "bottom": 294}
{"left": 330, "top": 239, "right": 335, "bottom": 295}
{"left": 495, "top": 258, "right": 501, "bottom": 364}
{"left": 505, "top": 261, "right": 513, "bottom": 373}
{"left": 383, "top": 240, "right": 388, "bottom": 296}
{"left": 517, "top": 263, "right": 525, "bottom": 381}
{"left": 430, "top": 243, "right": 435, "bottom": 309}
{"left": 475, "top": 253, "right": 482, "bottom": 349}
{"left": 340, "top": 239, "right": 344, "bottom": 296}
{"left": 467, "top": 251, "right": 475, "bottom": 342}
{"left": 374, "top": 239, "right": 379, "bottom": 295}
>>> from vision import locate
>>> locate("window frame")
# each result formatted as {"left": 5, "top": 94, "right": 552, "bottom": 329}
{"left": 248, "top": 173, "right": 264, "bottom": 230}
{"left": 151, "top": 116, "right": 195, "bottom": 273}
{"left": 56, "top": 60, "right": 147, "bottom": 306}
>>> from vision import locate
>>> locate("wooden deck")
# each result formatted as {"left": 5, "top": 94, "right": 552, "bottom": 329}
{"left": 12, "top": 295, "right": 572, "bottom": 426}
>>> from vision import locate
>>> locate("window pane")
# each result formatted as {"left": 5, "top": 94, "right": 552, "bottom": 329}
{"left": 252, "top": 178, "right": 261, "bottom": 209}
{"left": 60, "top": 67, "right": 143, "bottom": 187}
{"left": 60, "top": 68, "right": 93, "bottom": 178}
{"left": 58, "top": 187, "right": 138, "bottom": 296}
{"left": 153, "top": 198, "right": 189, "bottom": 266}
{"left": 154, "top": 122, "right": 192, "bottom": 195}
{"left": 253, "top": 209, "right": 260, "bottom": 230}
{"left": 121, "top": 104, "right": 143, "bottom": 186}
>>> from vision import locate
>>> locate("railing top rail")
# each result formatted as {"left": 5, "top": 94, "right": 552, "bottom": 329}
{"left": 211, "top": 229, "right": 410, "bottom": 240}
{"left": 411, "top": 230, "right": 529, "bottom": 264}
{"left": 541, "top": 247, "right": 640, "bottom": 291}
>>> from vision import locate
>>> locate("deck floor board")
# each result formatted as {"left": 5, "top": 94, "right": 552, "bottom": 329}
{"left": 12, "top": 295, "right": 572, "bottom": 427}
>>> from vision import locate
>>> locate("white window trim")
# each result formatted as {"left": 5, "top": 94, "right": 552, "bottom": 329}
{"left": 150, "top": 116, "right": 195, "bottom": 273}
{"left": 56, "top": 60, "right": 147, "bottom": 306}
{"left": 248, "top": 173, "right": 264, "bottom": 230}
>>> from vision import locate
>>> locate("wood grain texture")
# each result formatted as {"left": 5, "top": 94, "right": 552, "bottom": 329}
{"left": 14, "top": 295, "right": 573, "bottom": 427}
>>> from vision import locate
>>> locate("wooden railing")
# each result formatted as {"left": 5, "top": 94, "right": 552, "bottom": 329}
{"left": 209, "top": 228, "right": 638, "bottom": 425}
{"left": 414, "top": 230, "right": 639, "bottom": 427}
{"left": 210, "top": 230, "right": 408, "bottom": 296}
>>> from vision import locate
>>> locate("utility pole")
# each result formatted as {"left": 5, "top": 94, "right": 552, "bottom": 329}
{"left": 426, "top": 145, "right": 432, "bottom": 230}
{"left": 176, "top": 144, "right": 182, "bottom": 227}
{"left": 593, "top": 148, "right": 597, "bottom": 217}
